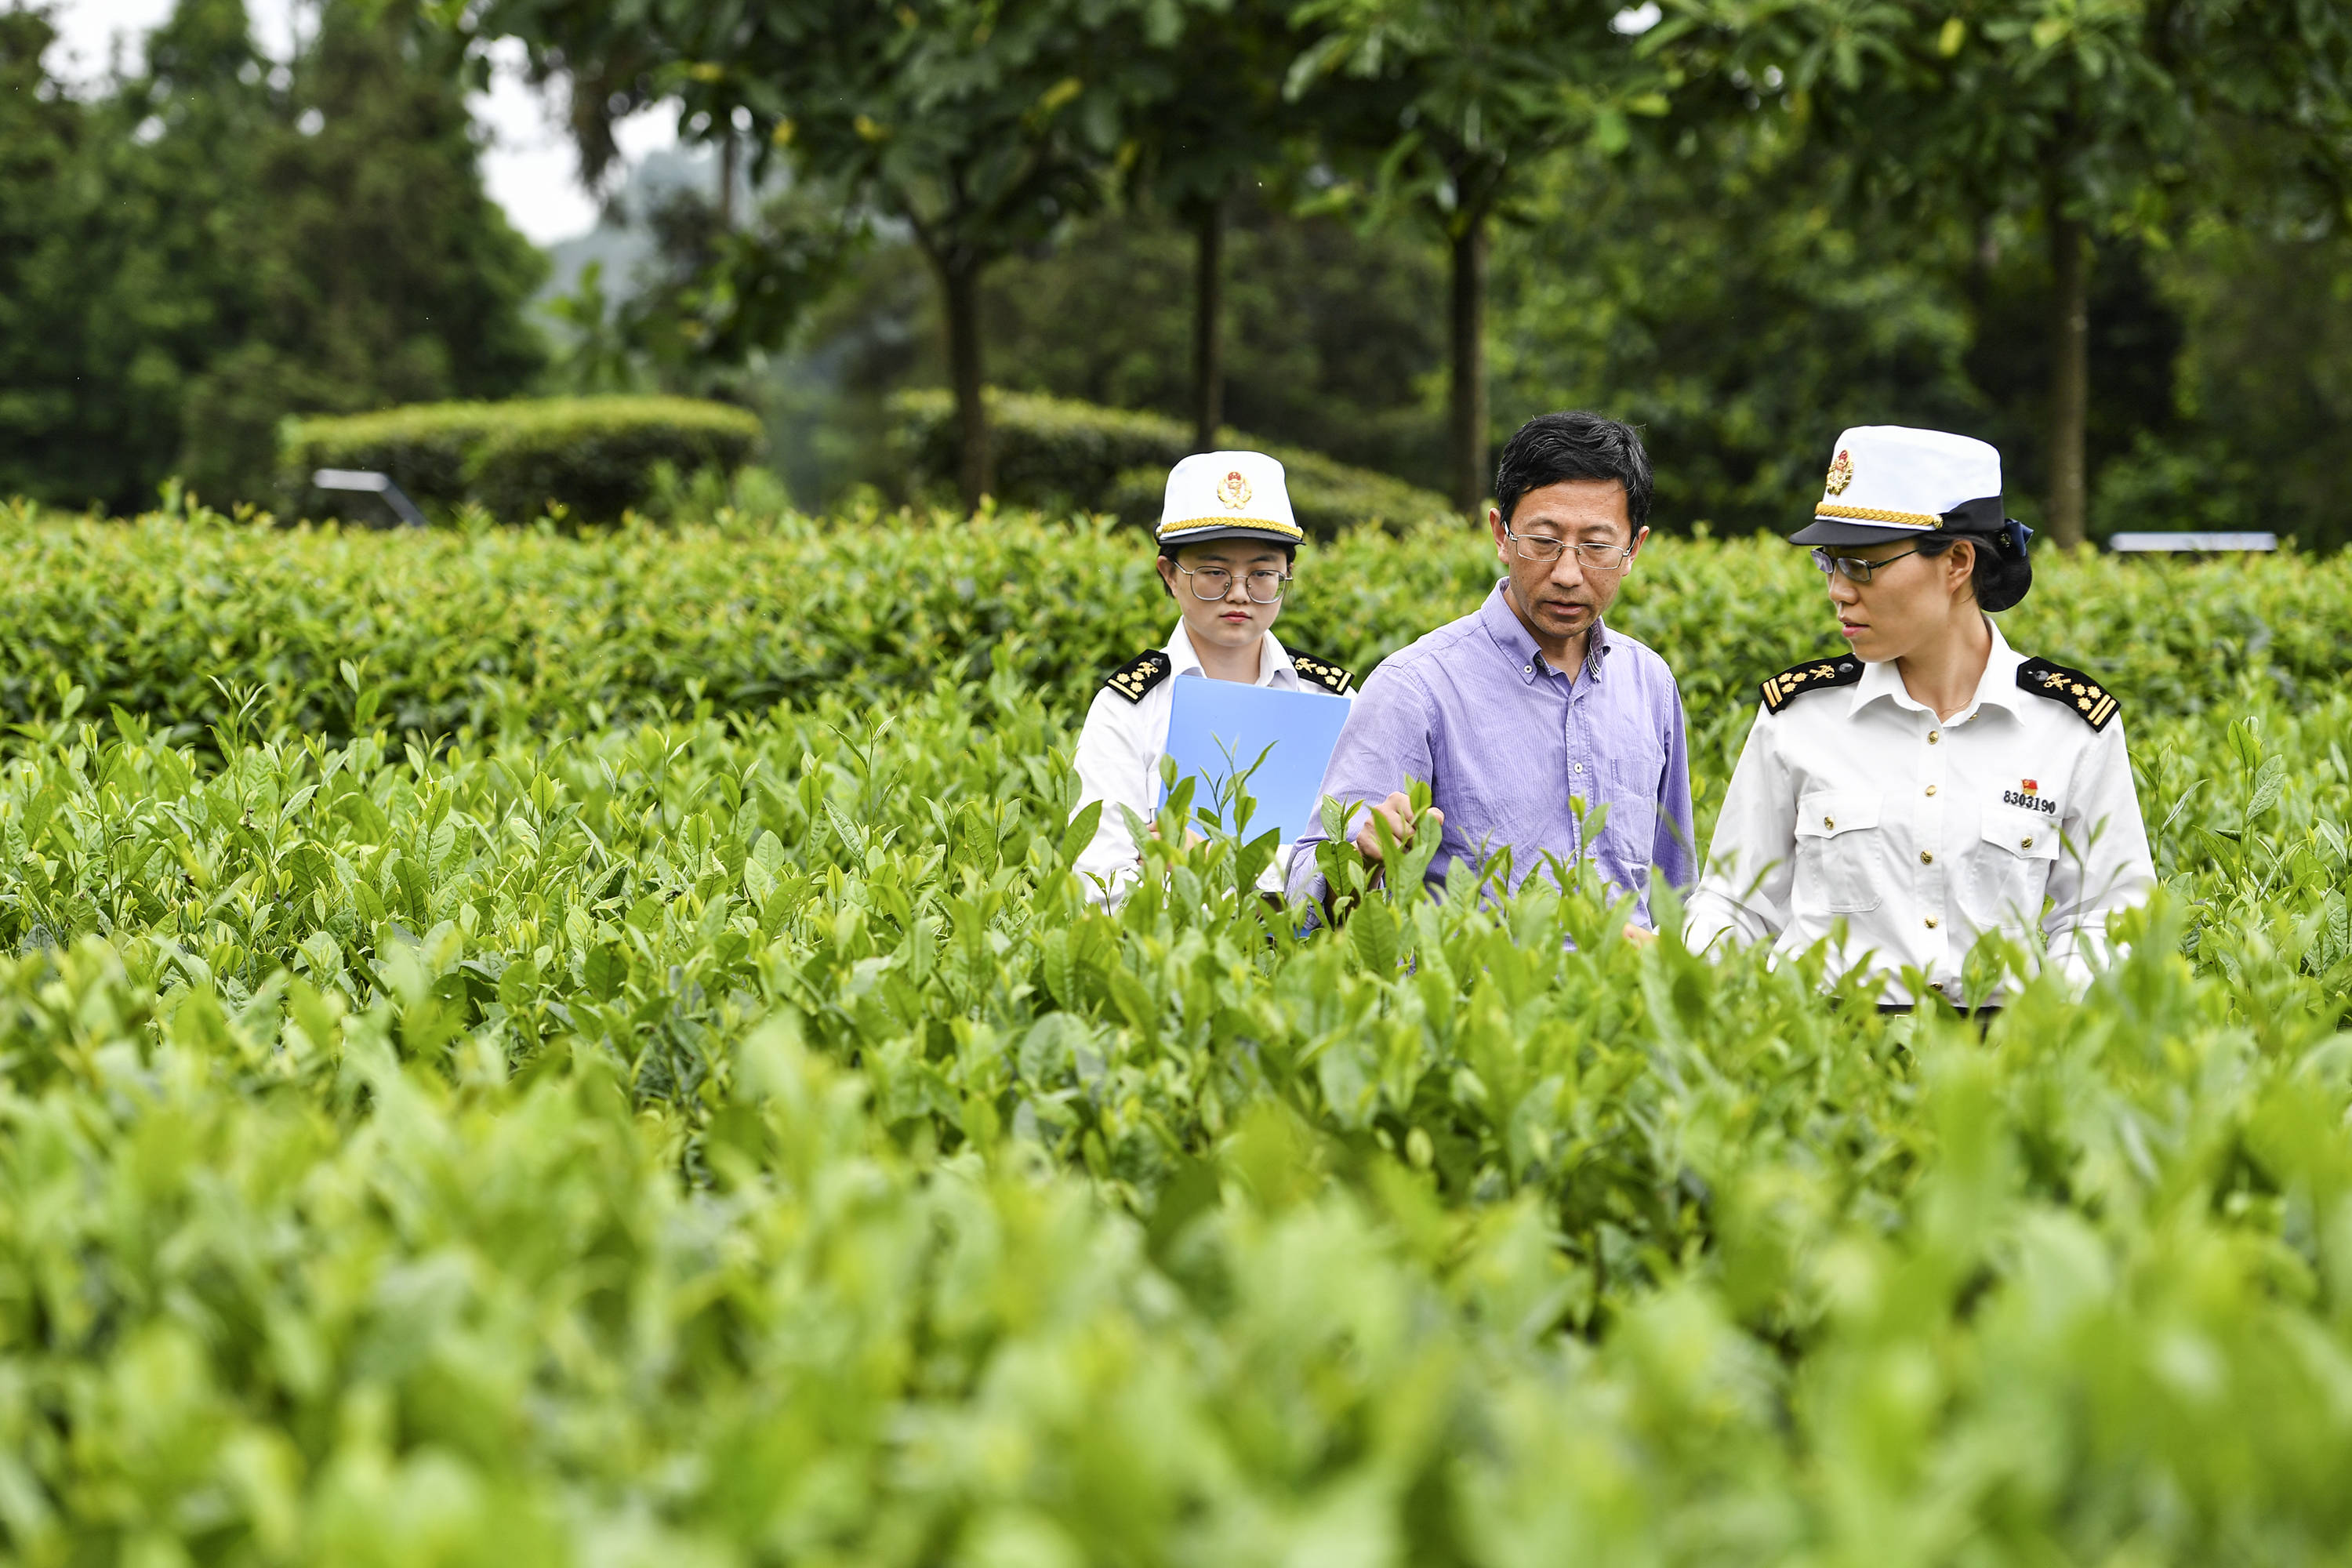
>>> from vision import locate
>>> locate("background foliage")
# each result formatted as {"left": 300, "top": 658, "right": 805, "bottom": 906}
{"left": 12, "top": 0, "right": 2352, "bottom": 543}
{"left": 0, "top": 0, "right": 546, "bottom": 514}
{"left": 888, "top": 387, "right": 1450, "bottom": 535}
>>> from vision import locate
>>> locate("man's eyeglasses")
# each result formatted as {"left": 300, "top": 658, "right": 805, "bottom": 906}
{"left": 1810, "top": 545, "right": 1926, "bottom": 585}
{"left": 1504, "top": 527, "right": 1635, "bottom": 575}
{"left": 1175, "top": 563, "right": 1290, "bottom": 604}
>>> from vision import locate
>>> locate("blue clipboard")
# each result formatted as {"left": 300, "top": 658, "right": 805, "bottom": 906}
{"left": 1160, "top": 677, "right": 1352, "bottom": 845}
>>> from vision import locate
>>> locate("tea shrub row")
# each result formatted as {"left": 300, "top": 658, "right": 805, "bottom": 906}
{"left": 0, "top": 506, "right": 2347, "bottom": 1560}
{"left": 1, "top": 500, "right": 2344, "bottom": 760}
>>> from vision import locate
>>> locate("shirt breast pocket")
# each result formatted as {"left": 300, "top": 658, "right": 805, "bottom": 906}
{"left": 1964, "top": 805, "right": 2061, "bottom": 927}
{"left": 1595, "top": 749, "right": 1664, "bottom": 867}
{"left": 1794, "top": 789, "right": 1884, "bottom": 914}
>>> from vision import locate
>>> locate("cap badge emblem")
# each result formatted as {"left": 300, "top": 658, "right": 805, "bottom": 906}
{"left": 2020, "top": 779, "right": 2038, "bottom": 794}
{"left": 1217, "top": 470, "right": 1252, "bottom": 510}
{"left": 1824, "top": 448, "right": 1855, "bottom": 496}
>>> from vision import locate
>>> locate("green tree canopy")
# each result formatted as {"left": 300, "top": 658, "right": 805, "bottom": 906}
{"left": 485, "top": 0, "right": 1194, "bottom": 507}
{"left": 1656, "top": 0, "right": 2352, "bottom": 546}
{"left": 1287, "top": 0, "right": 1661, "bottom": 511}
{"left": 0, "top": 0, "right": 543, "bottom": 512}
{"left": 1118, "top": 0, "right": 1306, "bottom": 448}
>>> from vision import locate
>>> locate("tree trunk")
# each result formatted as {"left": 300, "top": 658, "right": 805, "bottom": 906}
{"left": 2047, "top": 208, "right": 2089, "bottom": 549}
{"left": 936, "top": 252, "right": 990, "bottom": 510}
{"left": 1447, "top": 213, "right": 1490, "bottom": 518}
{"left": 1191, "top": 198, "right": 1226, "bottom": 453}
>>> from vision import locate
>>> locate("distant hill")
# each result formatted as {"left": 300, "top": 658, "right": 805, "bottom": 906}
{"left": 539, "top": 144, "right": 754, "bottom": 307}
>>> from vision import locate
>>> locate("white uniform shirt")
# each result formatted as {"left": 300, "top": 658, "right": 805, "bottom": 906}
{"left": 1070, "top": 622, "right": 1349, "bottom": 909}
{"left": 1684, "top": 620, "right": 2154, "bottom": 1004}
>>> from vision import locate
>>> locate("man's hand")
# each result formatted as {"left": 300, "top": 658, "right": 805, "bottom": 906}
{"left": 1140, "top": 820, "right": 1206, "bottom": 862}
{"left": 1351, "top": 790, "right": 1444, "bottom": 869}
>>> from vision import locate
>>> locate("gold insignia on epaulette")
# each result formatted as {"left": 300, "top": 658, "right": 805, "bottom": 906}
{"left": 2018, "top": 657, "right": 2118, "bottom": 731}
{"left": 1759, "top": 654, "right": 1862, "bottom": 712}
{"left": 1103, "top": 651, "right": 1173, "bottom": 705}
{"left": 1287, "top": 650, "right": 1353, "bottom": 695}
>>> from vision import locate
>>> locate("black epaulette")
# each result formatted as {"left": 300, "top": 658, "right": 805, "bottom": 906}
{"left": 1759, "top": 655, "right": 1862, "bottom": 713}
{"left": 2016, "top": 657, "right": 2120, "bottom": 731}
{"left": 1288, "top": 651, "right": 1354, "bottom": 695}
{"left": 1102, "top": 650, "right": 1173, "bottom": 705}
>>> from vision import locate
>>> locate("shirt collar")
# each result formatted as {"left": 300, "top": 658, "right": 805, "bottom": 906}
{"left": 1164, "top": 620, "right": 1297, "bottom": 688}
{"left": 1478, "top": 580, "right": 1612, "bottom": 684}
{"left": 1846, "top": 616, "right": 2026, "bottom": 720}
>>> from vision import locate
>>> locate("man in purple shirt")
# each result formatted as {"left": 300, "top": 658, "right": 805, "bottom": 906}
{"left": 1287, "top": 412, "right": 1697, "bottom": 925}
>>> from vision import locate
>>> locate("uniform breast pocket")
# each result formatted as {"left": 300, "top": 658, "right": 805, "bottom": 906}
{"left": 1793, "top": 789, "right": 1885, "bottom": 914}
{"left": 1963, "top": 805, "right": 2061, "bottom": 927}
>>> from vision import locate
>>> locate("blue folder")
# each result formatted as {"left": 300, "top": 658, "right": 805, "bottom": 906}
{"left": 1160, "top": 677, "right": 1352, "bottom": 845}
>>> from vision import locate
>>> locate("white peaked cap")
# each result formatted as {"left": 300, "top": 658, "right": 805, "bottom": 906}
{"left": 1791, "top": 425, "right": 2007, "bottom": 546}
{"left": 1156, "top": 450, "right": 1303, "bottom": 547}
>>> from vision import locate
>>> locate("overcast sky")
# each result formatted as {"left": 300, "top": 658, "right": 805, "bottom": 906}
{"left": 44, "top": 0, "right": 677, "bottom": 245}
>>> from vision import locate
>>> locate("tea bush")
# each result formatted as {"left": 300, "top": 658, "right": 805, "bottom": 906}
{"left": 0, "top": 501, "right": 2348, "bottom": 1562}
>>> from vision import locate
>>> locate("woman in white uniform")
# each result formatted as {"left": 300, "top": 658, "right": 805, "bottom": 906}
{"left": 1070, "top": 450, "right": 1354, "bottom": 909}
{"left": 1684, "top": 426, "right": 2154, "bottom": 1010}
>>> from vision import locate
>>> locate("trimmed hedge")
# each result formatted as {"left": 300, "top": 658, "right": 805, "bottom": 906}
{"left": 280, "top": 397, "right": 764, "bottom": 523}
{"left": 891, "top": 387, "right": 1454, "bottom": 536}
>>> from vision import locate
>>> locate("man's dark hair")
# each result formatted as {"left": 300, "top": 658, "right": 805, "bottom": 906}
{"left": 1494, "top": 412, "right": 1653, "bottom": 532}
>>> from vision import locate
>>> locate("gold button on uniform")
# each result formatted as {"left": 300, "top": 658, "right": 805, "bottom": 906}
{"left": 1925, "top": 916, "right": 1938, "bottom": 929}
{"left": 1824, "top": 816, "right": 1835, "bottom": 829}
{"left": 1920, "top": 851, "right": 1933, "bottom": 864}
{"left": 2021, "top": 837, "right": 2034, "bottom": 848}
{"left": 1926, "top": 785, "right": 1937, "bottom": 797}
{"left": 1928, "top": 731, "right": 1940, "bottom": 744}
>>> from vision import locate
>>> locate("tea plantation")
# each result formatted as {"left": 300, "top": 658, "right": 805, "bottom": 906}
{"left": 1, "top": 500, "right": 2348, "bottom": 1564}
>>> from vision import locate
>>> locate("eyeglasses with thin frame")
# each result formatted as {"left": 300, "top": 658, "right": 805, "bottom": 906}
{"left": 1504, "top": 526, "right": 1636, "bottom": 575}
{"left": 1174, "top": 562, "right": 1290, "bottom": 604}
{"left": 1810, "top": 544, "right": 1926, "bottom": 585}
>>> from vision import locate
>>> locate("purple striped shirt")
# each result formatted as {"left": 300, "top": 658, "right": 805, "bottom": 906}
{"left": 1287, "top": 582, "right": 1696, "bottom": 922}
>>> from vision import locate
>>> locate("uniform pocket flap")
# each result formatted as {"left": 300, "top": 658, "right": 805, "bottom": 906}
{"left": 1795, "top": 790, "right": 1882, "bottom": 840}
{"left": 1980, "top": 808, "right": 2060, "bottom": 860}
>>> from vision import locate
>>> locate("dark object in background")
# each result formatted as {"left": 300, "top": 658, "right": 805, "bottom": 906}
{"left": 311, "top": 469, "right": 429, "bottom": 528}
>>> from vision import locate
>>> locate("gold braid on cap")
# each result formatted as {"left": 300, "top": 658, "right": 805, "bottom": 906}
{"left": 1813, "top": 503, "right": 1941, "bottom": 528}
{"left": 1158, "top": 515, "right": 1305, "bottom": 542}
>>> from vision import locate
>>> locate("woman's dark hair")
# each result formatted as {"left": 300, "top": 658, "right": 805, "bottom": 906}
{"left": 1918, "top": 527, "right": 2033, "bottom": 613}
{"left": 1494, "top": 412, "right": 1653, "bottom": 532}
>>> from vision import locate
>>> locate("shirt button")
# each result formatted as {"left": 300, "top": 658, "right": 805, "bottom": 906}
{"left": 1919, "top": 851, "right": 1933, "bottom": 864}
{"left": 2021, "top": 836, "right": 2034, "bottom": 848}
{"left": 1824, "top": 815, "right": 1835, "bottom": 829}
{"left": 1523, "top": 665, "right": 1533, "bottom": 674}
{"left": 1925, "top": 785, "right": 1938, "bottom": 797}
{"left": 1925, "top": 916, "right": 1938, "bottom": 929}
{"left": 1574, "top": 764, "right": 1584, "bottom": 774}
{"left": 1928, "top": 731, "right": 1940, "bottom": 744}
